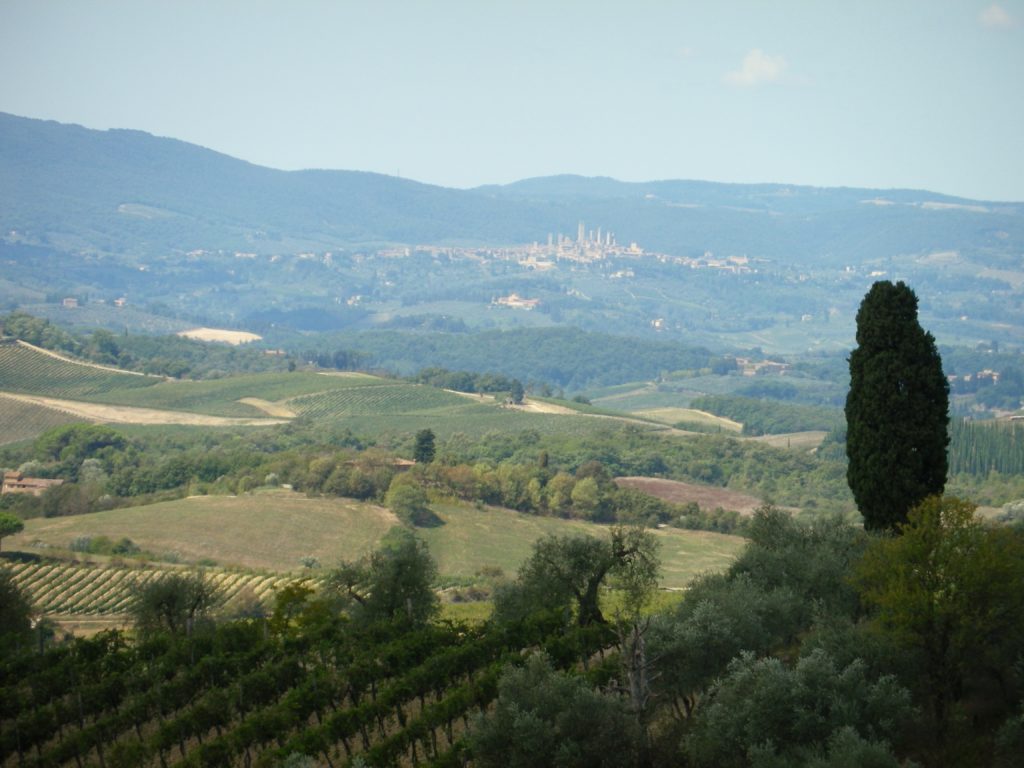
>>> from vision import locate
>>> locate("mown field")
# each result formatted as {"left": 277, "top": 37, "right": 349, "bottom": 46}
{"left": 9, "top": 490, "right": 745, "bottom": 592}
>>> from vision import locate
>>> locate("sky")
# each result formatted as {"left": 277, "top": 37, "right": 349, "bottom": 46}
{"left": 2, "top": 1, "right": 1023, "bottom": 201}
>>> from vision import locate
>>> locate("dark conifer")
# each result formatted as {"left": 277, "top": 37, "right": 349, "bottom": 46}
{"left": 845, "top": 281, "right": 949, "bottom": 531}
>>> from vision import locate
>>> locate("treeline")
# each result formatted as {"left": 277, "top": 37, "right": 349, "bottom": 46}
{"left": 0, "top": 312, "right": 290, "bottom": 379}
{"left": 326, "top": 326, "right": 716, "bottom": 389}
{"left": 409, "top": 367, "right": 525, "bottom": 396}
{"left": 0, "top": 419, "right": 851, "bottom": 530}
{"left": 949, "top": 418, "right": 1024, "bottom": 476}
{"left": 691, "top": 394, "right": 845, "bottom": 435}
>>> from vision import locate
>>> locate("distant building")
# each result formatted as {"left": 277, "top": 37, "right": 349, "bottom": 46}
{"left": 61, "top": 297, "right": 79, "bottom": 309}
{"left": 2, "top": 471, "right": 64, "bottom": 496}
{"left": 114, "top": 297, "right": 127, "bottom": 308}
{"left": 494, "top": 293, "right": 540, "bottom": 310}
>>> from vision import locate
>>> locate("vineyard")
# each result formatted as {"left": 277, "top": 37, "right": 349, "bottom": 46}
{"left": 86, "top": 373, "right": 387, "bottom": 418}
{"left": 0, "top": 604, "right": 611, "bottom": 768}
{"left": 288, "top": 385, "right": 472, "bottom": 419}
{"left": 0, "top": 343, "right": 157, "bottom": 400}
{"left": 0, "top": 395, "right": 78, "bottom": 445}
{"left": 7, "top": 561, "right": 301, "bottom": 617}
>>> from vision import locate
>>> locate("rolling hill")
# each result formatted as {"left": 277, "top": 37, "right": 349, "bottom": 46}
{"left": 7, "top": 489, "right": 744, "bottom": 591}
{"left": 3, "top": 111, "right": 1020, "bottom": 263}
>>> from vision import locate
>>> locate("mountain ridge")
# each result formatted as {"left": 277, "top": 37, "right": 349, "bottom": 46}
{"left": 3, "top": 111, "right": 1020, "bottom": 263}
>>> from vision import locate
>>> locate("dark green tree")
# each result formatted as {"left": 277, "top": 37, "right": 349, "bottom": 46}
{"left": 845, "top": 281, "right": 949, "bottom": 530}
{"left": 413, "top": 428, "right": 436, "bottom": 463}
{"left": 0, "top": 567, "right": 33, "bottom": 652}
{"left": 0, "top": 512, "right": 24, "bottom": 551}
{"left": 509, "top": 378, "right": 525, "bottom": 405}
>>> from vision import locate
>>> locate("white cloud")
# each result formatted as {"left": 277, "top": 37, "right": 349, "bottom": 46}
{"left": 724, "top": 49, "right": 787, "bottom": 87}
{"left": 980, "top": 3, "right": 1015, "bottom": 28}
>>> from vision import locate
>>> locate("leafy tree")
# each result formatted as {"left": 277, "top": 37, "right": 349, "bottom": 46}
{"left": 854, "top": 496, "right": 1024, "bottom": 743}
{"left": 329, "top": 529, "right": 439, "bottom": 627}
{"left": 131, "top": 571, "right": 220, "bottom": 637}
{"left": 684, "top": 650, "right": 911, "bottom": 768}
{"left": 845, "top": 281, "right": 949, "bottom": 530}
{"left": 470, "top": 653, "right": 642, "bottom": 768}
{"left": 412, "top": 428, "right": 436, "bottom": 463}
{"left": 509, "top": 378, "right": 525, "bottom": 405}
{"left": 0, "top": 511, "right": 24, "bottom": 551}
{"left": 494, "top": 527, "right": 659, "bottom": 627}
{"left": 384, "top": 475, "right": 441, "bottom": 527}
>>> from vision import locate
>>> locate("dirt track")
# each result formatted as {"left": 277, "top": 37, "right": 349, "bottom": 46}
{"left": 0, "top": 392, "right": 288, "bottom": 427}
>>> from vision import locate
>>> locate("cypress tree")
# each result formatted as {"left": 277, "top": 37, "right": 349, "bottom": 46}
{"left": 845, "top": 281, "right": 949, "bottom": 531}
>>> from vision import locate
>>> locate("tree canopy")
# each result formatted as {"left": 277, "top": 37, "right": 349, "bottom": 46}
{"left": 845, "top": 281, "right": 949, "bottom": 530}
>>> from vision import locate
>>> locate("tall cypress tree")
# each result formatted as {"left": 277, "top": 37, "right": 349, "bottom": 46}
{"left": 845, "top": 281, "right": 949, "bottom": 531}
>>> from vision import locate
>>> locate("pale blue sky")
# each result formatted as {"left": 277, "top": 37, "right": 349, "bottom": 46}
{"left": 2, "top": 1, "right": 1023, "bottom": 200}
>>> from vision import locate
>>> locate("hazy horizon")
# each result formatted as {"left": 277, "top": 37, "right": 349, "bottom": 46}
{"left": 2, "top": 1, "right": 1023, "bottom": 201}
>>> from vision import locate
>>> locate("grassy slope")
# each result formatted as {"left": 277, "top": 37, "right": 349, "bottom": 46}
{"left": 10, "top": 490, "right": 745, "bottom": 589}
{"left": 9, "top": 490, "right": 398, "bottom": 572}
{"left": 0, "top": 344, "right": 639, "bottom": 441}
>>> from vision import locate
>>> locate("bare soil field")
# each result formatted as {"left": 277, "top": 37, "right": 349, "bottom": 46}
{"left": 615, "top": 476, "right": 765, "bottom": 515}
{"left": 177, "top": 327, "right": 263, "bottom": 344}
{"left": 0, "top": 391, "right": 288, "bottom": 426}
{"left": 237, "top": 397, "right": 298, "bottom": 417}
{"left": 745, "top": 431, "right": 828, "bottom": 451}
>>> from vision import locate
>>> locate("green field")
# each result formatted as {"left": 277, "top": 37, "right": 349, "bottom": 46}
{"left": 9, "top": 490, "right": 745, "bottom": 592}
{"left": 420, "top": 502, "right": 744, "bottom": 590}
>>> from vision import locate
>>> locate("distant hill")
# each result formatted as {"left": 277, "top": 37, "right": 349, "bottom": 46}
{"left": 3, "top": 111, "right": 1021, "bottom": 264}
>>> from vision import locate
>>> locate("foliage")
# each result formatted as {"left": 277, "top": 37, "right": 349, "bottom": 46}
{"left": 494, "top": 527, "right": 659, "bottom": 627}
{"left": 385, "top": 475, "right": 442, "bottom": 527}
{"left": 0, "top": 566, "right": 33, "bottom": 652}
{"left": 329, "top": 529, "right": 440, "bottom": 627}
{"left": 854, "top": 495, "right": 1024, "bottom": 739}
{"left": 130, "top": 570, "right": 221, "bottom": 637}
{"left": 470, "top": 653, "right": 642, "bottom": 768}
{"left": 845, "top": 281, "right": 949, "bottom": 530}
{"left": 949, "top": 418, "right": 1024, "bottom": 476}
{"left": 684, "top": 650, "right": 910, "bottom": 768}
{"left": 0, "top": 511, "right": 24, "bottom": 551}
{"left": 691, "top": 394, "right": 843, "bottom": 436}
{"left": 413, "top": 427, "right": 436, "bottom": 463}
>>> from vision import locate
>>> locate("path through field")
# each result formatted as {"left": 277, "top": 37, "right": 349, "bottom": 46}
{"left": 0, "top": 391, "right": 289, "bottom": 426}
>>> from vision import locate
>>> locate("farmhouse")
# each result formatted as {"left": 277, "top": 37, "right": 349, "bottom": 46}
{"left": 2, "top": 471, "right": 64, "bottom": 496}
